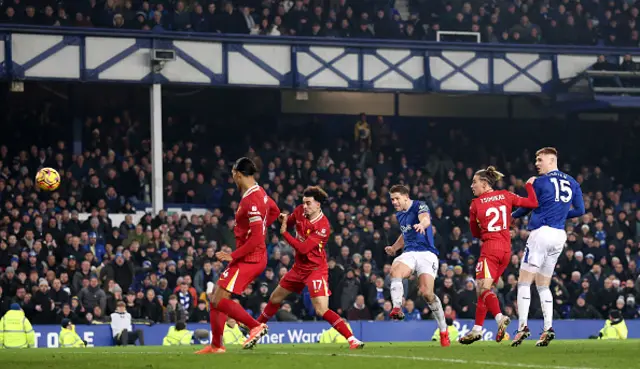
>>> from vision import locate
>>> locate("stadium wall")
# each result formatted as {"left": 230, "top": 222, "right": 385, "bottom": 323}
{"left": 30, "top": 320, "right": 639, "bottom": 348}
{"left": 2, "top": 25, "right": 639, "bottom": 95}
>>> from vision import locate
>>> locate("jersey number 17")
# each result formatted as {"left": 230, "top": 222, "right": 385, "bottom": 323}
{"left": 550, "top": 178, "right": 572, "bottom": 203}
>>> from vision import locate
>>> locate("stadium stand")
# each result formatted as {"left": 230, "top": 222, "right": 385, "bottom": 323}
{"left": 0, "top": 84, "right": 638, "bottom": 326}
{"left": 0, "top": 0, "right": 638, "bottom": 45}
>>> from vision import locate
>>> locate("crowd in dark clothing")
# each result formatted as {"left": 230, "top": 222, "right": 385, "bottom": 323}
{"left": 0, "top": 0, "right": 638, "bottom": 46}
{"left": 0, "top": 101, "right": 639, "bottom": 325}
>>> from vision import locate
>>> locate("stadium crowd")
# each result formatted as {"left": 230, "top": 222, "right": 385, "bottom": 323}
{"left": 0, "top": 97, "right": 639, "bottom": 326}
{"left": 0, "top": 0, "right": 639, "bottom": 46}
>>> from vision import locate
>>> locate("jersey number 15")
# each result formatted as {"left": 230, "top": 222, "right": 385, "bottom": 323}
{"left": 550, "top": 178, "right": 572, "bottom": 203}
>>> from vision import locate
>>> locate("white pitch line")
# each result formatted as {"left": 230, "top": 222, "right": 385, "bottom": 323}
{"left": 270, "top": 351, "right": 597, "bottom": 369}
{"left": 39, "top": 349, "right": 598, "bottom": 369}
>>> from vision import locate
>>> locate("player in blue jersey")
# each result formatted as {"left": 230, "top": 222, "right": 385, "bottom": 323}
{"left": 385, "top": 185, "right": 450, "bottom": 347}
{"left": 511, "top": 147, "right": 585, "bottom": 347}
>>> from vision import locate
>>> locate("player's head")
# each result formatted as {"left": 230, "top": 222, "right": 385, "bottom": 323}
{"left": 389, "top": 184, "right": 411, "bottom": 211}
{"left": 472, "top": 166, "right": 504, "bottom": 196}
{"left": 232, "top": 157, "right": 257, "bottom": 186}
{"left": 535, "top": 147, "right": 558, "bottom": 175}
{"left": 302, "top": 186, "right": 328, "bottom": 218}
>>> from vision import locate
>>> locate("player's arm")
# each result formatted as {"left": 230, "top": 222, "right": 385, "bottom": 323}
{"left": 414, "top": 202, "right": 431, "bottom": 235}
{"left": 510, "top": 182, "right": 539, "bottom": 209}
{"left": 468, "top": 201, "right": 482, "bottom": 239}
{"left": 230, "top": 209, "right": 265, "bottom": 261}
{"left": 389, "top": 234, "right": 404, "bottom": 253}
{"left": 266, "top": 196, "right": 280, "bottom": 227}
{"left": 282, "top": 231, "right": 324, "bottom": 254}
{"left": 566, "top": 182, "right": 585, "bottom": 219}
{"left": 513, "top": 179, "right": 541, "bottom": 218}
{"left": 285, "top": 207, "right": 299, "bottom": 228}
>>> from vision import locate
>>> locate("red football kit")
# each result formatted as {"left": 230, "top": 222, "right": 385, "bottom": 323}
{"left": 217, "top": 185, "right": 280, "bottom": 294}
{"left": 280, "top": 205, "right": 331, "bottom": 298}
{"left": 469, "top": 183, "right": 538, "bottom": 282}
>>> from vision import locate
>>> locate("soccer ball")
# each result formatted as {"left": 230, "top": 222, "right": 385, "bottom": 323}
{"left": 35, "top": 168, "right": 61, "bottom": 191}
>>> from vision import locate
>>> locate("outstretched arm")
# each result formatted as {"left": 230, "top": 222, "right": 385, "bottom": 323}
{"left": 390, "top": 234, "right": 404, "bottom": 253}
{"left": 511, "top": 183, "right": 539, "bottom": 209}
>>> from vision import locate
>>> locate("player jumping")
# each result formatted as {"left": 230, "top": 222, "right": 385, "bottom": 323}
{"left": 196, "top": 157, "right": 280, "bottom": 354}
{"left": 385, "top": 184, "right": 450, "bottom": 347}
{"left": 257, "top": 186, "right": 365, "bottom": 350}
{"left": 511, "top": 147, "right": 584, "bottom": 347}
{"left": 459, "top": 166, "right": 538, "bottom": 345}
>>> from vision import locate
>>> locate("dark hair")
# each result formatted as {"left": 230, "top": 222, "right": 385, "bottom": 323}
{"left": 389, "top": 184, "right": 410, "bottom": 195}
{"left": 175, "top": 321, "right": 186, "bottom": 331}
{"left": 232, "top": 157, "right": 257, "bottom": 176}
{"left": 474, "top": 166, "right": 504, "bottom": 188}
{"left": 303, "top": 186, "right": 328, "bottom": 203}
{"left": 536, "top": 147, "right": 558, "bottom": 157}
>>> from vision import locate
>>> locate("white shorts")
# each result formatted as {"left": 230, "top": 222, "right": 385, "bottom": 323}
{"left": 521, "top": 226, "right": 567, "bottom": 277}
{"left": 393, "top": 251, "right": 439, "bottom": 278}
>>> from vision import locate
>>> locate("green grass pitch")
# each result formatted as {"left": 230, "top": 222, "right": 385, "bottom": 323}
{"left": 0, "top": 340, "right": 636, "bottom": 369}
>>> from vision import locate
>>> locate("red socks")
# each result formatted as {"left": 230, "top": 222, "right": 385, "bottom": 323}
{"left": 258, "top": 301, "right": 281, "bottom": 324}
{"left": 481, "top": 290, "right": 502, "bottom": 318}
{"left": 323, "top": 310, "right": 353, "bottom": 340}
{"left": 209, "top": 303, "right": 228, "bottom": 348}
{"left": 475, "top": 295, "right": 487, "bottom": 327}
{"left": 216, "top": 298, "right": 260, "bottom": 329}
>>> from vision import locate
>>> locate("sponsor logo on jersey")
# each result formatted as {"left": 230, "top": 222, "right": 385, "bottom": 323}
{"left": 400, "top": 225, "right": 413, "bottom": 234}
{"left": 252, "top": 205, "right": 257, "bottom": 212}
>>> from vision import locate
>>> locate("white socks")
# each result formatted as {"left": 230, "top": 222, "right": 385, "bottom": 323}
{"left": 390, "top": 278, "right": 403, "bottom": 308}
{"left": 494, "top": 313, "right": 504, "bottom": 324}
{"left": 427, "top": 295, "right": 447, "bottom": 332}
{"left": 517, "top": 282, "right": 531, "bottom": 329}
{"left": 537, "top": 285, "right": 554, "bottom": 331}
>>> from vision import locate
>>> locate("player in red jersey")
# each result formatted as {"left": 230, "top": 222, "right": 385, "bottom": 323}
{"left": 459, "top": 166, "right": 539, "bottom": 345}
{"left": 196, "top": 157, "right": 279, "bottom": 354}
{"left": 257, "top": 186, "right": 365, "bottom": 349}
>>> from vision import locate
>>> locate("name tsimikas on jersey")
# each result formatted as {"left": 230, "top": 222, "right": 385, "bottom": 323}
{"left": 480, "top": 194, "right": 506, "bottom": 204}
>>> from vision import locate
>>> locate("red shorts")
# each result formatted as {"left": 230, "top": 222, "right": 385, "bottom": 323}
{"left": 279, "top": 267, "right": 331, "bottom": 298}
{"left": 475, "top": 248, "right": 511, "bottom": 283}
{"left": 217, "top": 259, "right": 267, "bottom": 295}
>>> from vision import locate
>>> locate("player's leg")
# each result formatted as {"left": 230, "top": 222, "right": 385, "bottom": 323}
{"left": 460, "top": 256, "right": 491, "bottom": 344}
{"left": 258, "top": 284, "right": 295, "bottom": 323}
{"left": 312, "top": 296, "right": 364, "bottom": 349}
{"left": 534, "top": 236, "right": 564, "bottom": 347}
{"left": 513, "top": 230, "right": 541, "bottom": 346}
{"left": 416, "top": 252, "right": 449, "bottom": 347}
{"left": 212, "top": 262, "right": 268, "bottom": 349}
{"left": 310, "top": 273, "right": 364, "bottom": 349}
{"left": 389, "top": 253, "right": 414, "bottom": 320}
{"left": 196, "top": 283, "right": 231, "bottom": 353}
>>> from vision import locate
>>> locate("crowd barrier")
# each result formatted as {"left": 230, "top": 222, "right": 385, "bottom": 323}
{"left": 30, "top": 319, "right": 639, "bottom": 348}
